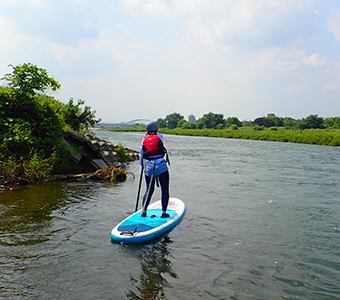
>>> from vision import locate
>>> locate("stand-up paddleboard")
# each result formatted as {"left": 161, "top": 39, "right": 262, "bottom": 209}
{"left": 111, "top": 197, "right": 185, "bottom": 244}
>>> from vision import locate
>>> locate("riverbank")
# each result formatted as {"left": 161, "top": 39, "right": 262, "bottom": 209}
{"left": 0, "top": 131, "right": 140, "bottom": 191}
{"left": 108, "top": 127, "right": 340, "bottom": 147}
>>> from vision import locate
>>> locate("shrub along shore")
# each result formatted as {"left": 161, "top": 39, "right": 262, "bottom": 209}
{"left": 110, "top": 127, "right": 340, "bottom": 147}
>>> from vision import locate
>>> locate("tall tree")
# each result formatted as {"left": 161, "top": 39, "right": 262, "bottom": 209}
{"left": 198, "top": 112, "right": 224, "bottom": 129}
{"left": 2, "top": 63, "right": 61, "bottom": 96}
{"left": 165, "top": 113, "right": 184, "bottom": 129}
{"left": 300, "top": 114, "right": 324, "bottom": 129}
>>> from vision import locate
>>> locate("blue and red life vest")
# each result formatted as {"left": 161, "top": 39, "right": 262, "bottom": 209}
{"left": 142, "top": 134, "right": 165, "bottom": 159}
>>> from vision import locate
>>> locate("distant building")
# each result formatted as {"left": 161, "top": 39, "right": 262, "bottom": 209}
{"left": 188, "top": 114, "right": 196, "bottom": 123}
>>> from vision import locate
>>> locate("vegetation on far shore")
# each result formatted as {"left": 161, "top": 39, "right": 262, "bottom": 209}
{"left": 159, "top": 127, "right": 340, "bottom": 147}
{"left": 108, "top": 112, "right": 340, "bottom": 147}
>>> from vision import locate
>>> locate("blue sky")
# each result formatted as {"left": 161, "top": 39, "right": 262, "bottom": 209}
{"left": 1, "top": 0, "right": 340, "bottom": 123}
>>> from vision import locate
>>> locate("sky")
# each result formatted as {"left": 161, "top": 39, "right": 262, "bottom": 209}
{"left": 1, "top": 0, "right": 340, "bottom": 123}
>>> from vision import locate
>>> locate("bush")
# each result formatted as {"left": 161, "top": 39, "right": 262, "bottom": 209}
{"left": 229, "top": 124, "right": 239, "bottom": 130}
{"left": 253, "top": 125, "right": 264, "bottom": 131}
{"left": 115, "top": 143, "right": 131, "bottom": 162}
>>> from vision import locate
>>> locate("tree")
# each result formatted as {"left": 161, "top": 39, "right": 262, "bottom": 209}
{"left": 253, "top": 114, "right": 283, "bottom": 127}
{"left": 164, "top": 113, "right": 184, "bottom": 129}
{"left": 324, "top": 117, "right": 340, "bottom": 129}
{"left": 182, "top": 122, "right": 197, "bottom": 129}
{"left": 225, "top": 117, "right": 242, "bottom": 127}
{"left": 156, "top": 118, "right": 166, "bottom": 128}
{"left": 299, "top": 114, "right": 324, "bottom": 130}
{"left": 1, "top": 63, "right": 61, "bottom": 96}
{"left": 198, "top": 112, "right": 224, "bottom": 129}
{"left": 283, "top": 117, "right": 298, "bottom": 128}
{"left": 177, "top": 119, "right": 187, "bottom": 128}
{"left": 63, "top": 98, "right": 100, "bottom": 131}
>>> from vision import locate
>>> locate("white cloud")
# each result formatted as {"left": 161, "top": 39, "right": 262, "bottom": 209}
{"left": 321, "top": 85, "right": 340, "bottom": 92}
{"left": 302, "top": 53, "right": 326, "bottom": 67}
{"left": 119, "top": 0, "right": 318, "bottom": 49}
{"left": 327, "top": 9, "right": 340, "bottom": 41}
{"left": 1, "top": 0, "right": 340, "bottom": 121}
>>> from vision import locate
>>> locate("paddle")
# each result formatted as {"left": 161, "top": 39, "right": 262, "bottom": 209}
{"left": 132, "top": 173, "right": 155, "bottom": 233}
{"left": 134, "top": 165, "right": 144, "bottom": 212}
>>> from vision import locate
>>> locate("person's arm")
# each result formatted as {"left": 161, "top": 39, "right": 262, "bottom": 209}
{"left": 158, "top": 133, "right": 164, "bottom": 142}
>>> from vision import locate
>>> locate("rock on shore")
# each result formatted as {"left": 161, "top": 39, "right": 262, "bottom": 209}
{"left": 63, "top": 130, "right": 139, "bottom": 173}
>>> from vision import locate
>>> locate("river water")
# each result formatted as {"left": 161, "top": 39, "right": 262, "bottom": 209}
{"left": 1, "top": 131, "right": 340, "bottom": 299}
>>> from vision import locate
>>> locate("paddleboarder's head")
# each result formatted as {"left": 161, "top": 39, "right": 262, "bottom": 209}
{"left": 146, "top": 121, "right": 158, "bottom": 133}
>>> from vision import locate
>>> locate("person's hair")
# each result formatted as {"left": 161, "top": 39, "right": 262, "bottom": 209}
{"left": 147, "top": 129, "right": 157, "bottom": 135}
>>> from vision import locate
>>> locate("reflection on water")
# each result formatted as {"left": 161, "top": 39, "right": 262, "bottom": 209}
{"left": 0, "top": 182, "right": 69, "bottom": 246}
{"left": 0, "top": 180, "right": 109, "bottom": 298}
{"left": 126, "top": 236, "right": 178, "bottom": 300}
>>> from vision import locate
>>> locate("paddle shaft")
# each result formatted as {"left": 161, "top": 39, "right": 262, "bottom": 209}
{"left": 134, "top": 173, "right": 154, "bottom": 232}
{"left": 134, "top": 166, "right": 144, "bottom": 212}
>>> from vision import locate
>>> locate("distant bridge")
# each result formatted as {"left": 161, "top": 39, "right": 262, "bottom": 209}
{"left": 126, "top": 119, "right": 150, "bottom": 124}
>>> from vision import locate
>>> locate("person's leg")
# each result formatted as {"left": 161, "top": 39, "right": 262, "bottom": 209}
{"left": 142, "top": 175, "right": 155, "bottom": 216}
{"left": 158, "top": 170, "right": 170, "bottom": 217}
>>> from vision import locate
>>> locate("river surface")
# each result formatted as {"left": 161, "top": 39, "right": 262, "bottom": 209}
{"left": 1, "top": 131, "right": 340, "bottom": 299}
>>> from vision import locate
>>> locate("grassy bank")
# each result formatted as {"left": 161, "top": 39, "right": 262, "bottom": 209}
{"left": 109, "top": 127, "right": 340, "bottom": 147}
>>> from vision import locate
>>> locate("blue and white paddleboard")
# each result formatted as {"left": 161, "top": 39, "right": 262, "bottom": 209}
{"left": 111, "top": 197, "right": 185, "bottom": 244}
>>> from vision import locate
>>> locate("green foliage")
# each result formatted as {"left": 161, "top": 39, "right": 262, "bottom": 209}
{"left": 158, "top": 127, "right": 340, "bottom": 147}
{"left": 181, "top": 122, "right": 197, "bottom": 129}
{"left": 156, "top": 118, "right": 166, "bottom": 128}
{"left": 177, "top": 119, "right": 187, "bottom": 128}
{"left": 165, "top": 112, "right": 184, "bottom": 129}
{"left": 63, "top": 98, "right": 101, "bottom": 131}
{"left": 253, "top": 113, "right": 283, "bottom": 127}
{"left": 324, "top": 117, "right": 340, "bottom": 129}
{"left": 198, "top": 112, "right": 224, "bottom": 129}
{"left": 225, "top": 117, "right": 242, "bottom": 128}
{"left": 157, "top": 113, "right": 184, "bottom": 129}
{"left": 0, "top": 63, "right": 101, "bottom": 183}
{"left": 283, "top": 117, "right": 298, "bottom": 128}
{"left": 229, "top": 124, "right": 239, "bottom": 130}
{"left": 115, "top": 143, "right": 131, "bottom": 162}
{"left": 0, "top": 149, "right": 57, "bottom": 183}
{"left": 299, "top": 114, "right": 324, "bottom": 130}
{"left": 22, "top": 152, "right": 54, "bottom": 182}
{"left": 1, "top": 63, "right": 61, "bottom": 95}
{"left": 253, "top": 125, "right": 264, "bottom": 131}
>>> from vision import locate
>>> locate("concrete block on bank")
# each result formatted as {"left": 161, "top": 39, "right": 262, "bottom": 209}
{"left": 106, "top": 143, "right": 116, "bottom": 151}
{"left": 72, "top": 132, "right": 87, "bottom": 142}
{"left": 91, "top": 159, "right": 109, "bottom": 169}
{"left": 128, "top": 152, "right": 140, "bottom": 160}
{"left": 99, "top": 150, "right": 119, "bottom": 164}
{"left": 63, "top": 130, "right": 139, "bottom": 173}
{"left": 86, "top": 139, "right": 101, "bottom": 152}
{"left": 71, "top": 152, "right": 82, "bottom": 162}
{"left": 98, "top": 141, "right": 109, "bottom": 151}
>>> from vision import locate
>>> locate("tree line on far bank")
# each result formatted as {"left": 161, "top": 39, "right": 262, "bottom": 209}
{"left": 155, "top": 112, "right": 340, "bottom": 131}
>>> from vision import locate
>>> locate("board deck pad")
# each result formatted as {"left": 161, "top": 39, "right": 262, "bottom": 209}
{"left": 118, "top": 209, "right": 177, "bottom": 233}
{"left": 111, "top": 197, "right": 185, "bottom": 244}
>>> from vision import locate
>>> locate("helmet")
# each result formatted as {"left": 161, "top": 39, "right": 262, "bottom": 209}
{"left": 146, "top": 121, "right": 159, "bottom": 132}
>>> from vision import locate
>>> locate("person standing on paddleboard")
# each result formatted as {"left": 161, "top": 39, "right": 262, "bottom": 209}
{"left": 140, "top": 120, "right": 170, "bottom": 218}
